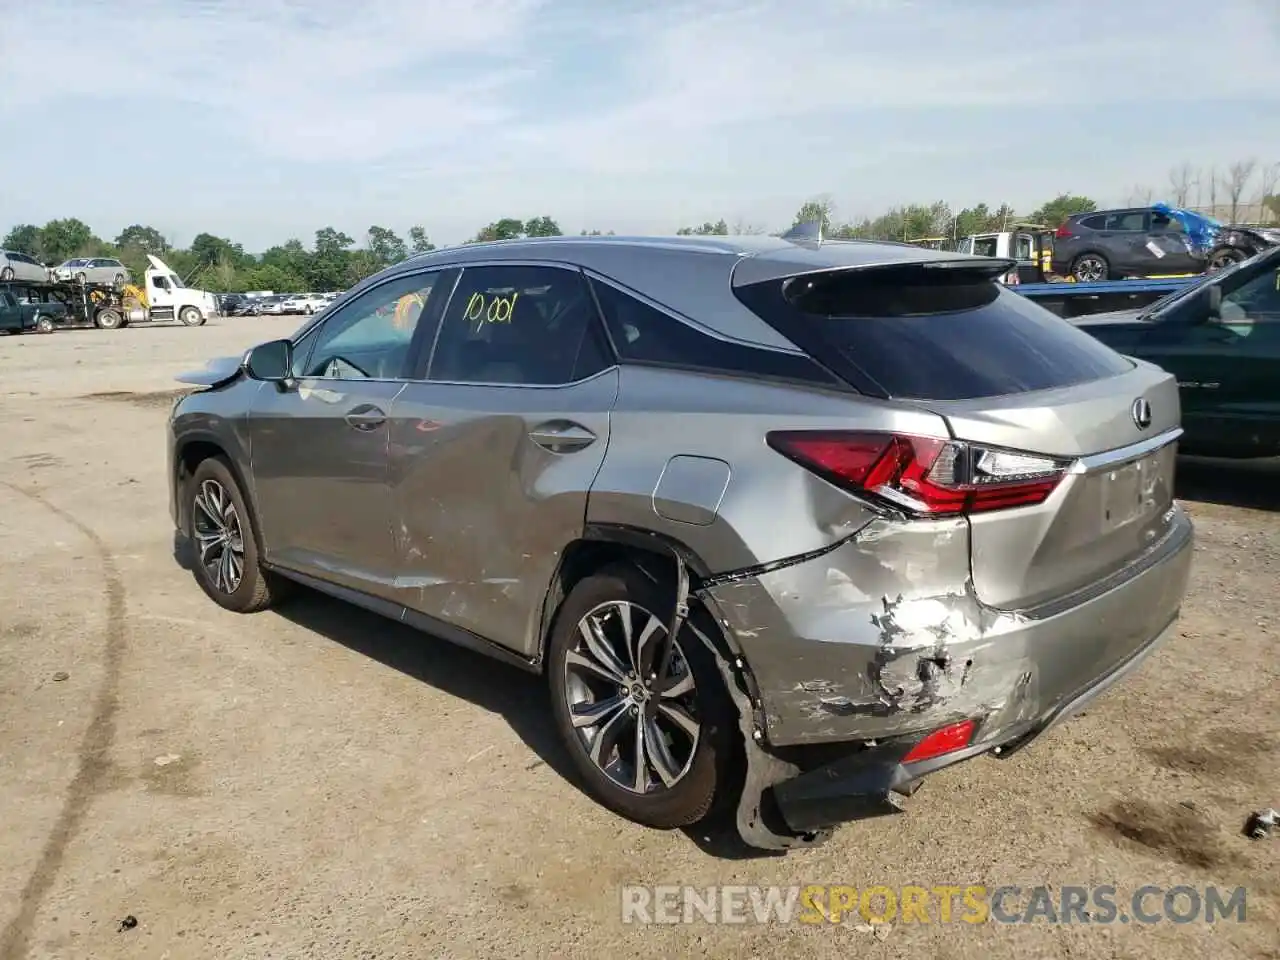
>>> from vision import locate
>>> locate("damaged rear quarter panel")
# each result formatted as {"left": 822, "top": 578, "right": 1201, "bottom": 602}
{"left": 706, "top": 516, "right": 1036, "bottom": 746}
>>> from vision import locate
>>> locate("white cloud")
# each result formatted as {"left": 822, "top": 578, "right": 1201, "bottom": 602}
{"left": 0, "top": 0, "right": 546, "bottom": 161}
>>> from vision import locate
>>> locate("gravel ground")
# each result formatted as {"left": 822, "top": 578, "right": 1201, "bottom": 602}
{"left": 1, "top": 316, "right": 1277, "bottom": 960}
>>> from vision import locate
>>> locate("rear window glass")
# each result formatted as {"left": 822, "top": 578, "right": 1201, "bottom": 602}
{"left": 734, "top": 266, "right": 1133, "bottom": 401}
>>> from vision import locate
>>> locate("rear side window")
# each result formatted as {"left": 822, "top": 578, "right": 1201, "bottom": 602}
{"left": 733, "top": 265, "right": 1134, "bottom": 401}
{"left": 588, "top": 277, "right": 841, "bottom": 388}
{"left": 1078, "top": 215, "right": 1105, "bottom": 230}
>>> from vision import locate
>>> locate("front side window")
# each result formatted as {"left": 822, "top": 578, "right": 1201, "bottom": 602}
{"left": 427, "top": 264, "right": 609, "bottom": 385}
{"left": 298, "top": 270, "right": 442, "bottom": 380}
{"left": 1218, "top": 261, "right": 1280, "bottom": 326}
{"left": 152, "top": 275, "right": 170, "bottom": 290}
{"left": 972, "top": 236, "right": 999, "bottom": 257}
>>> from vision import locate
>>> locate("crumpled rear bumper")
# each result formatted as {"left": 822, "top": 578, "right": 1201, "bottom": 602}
{"left": 705, "top": 508, "right": 1193, "bottom": 750}
{"left": 768, "top": 610, "right": 1180, "bottom": 833}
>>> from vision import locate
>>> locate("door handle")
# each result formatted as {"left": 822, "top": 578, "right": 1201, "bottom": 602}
{"left": 529, "top": 420, "right": 596, "bottom": 453}
{"left": 344, "top": 403, "right": 387, "bottom": 431}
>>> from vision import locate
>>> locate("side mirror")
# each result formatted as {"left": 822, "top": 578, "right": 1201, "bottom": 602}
{"left": 243, "top": 338, "right": 294, "bottom": 383}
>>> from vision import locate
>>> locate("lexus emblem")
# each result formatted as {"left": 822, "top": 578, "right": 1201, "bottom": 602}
{"left": 1131, "top": 397, "right": 1153, "bottom": 430}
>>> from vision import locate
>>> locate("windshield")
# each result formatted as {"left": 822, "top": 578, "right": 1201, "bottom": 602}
{"left": 1139, "top": 246, "right": 1279, "bottom": 319}
{"left": 168, "top": 273, "right": 184, "bottom": 288}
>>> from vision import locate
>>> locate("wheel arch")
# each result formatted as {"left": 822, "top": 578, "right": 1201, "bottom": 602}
{"left": 533, "top": 523, "right": 753, "bottom": 686}
{"left": 173, "top": 430, "right": 263, "bottom": 553}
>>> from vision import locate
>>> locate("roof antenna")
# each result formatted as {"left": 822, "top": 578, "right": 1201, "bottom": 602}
{"left": 781, "top": 219, "right": 823, "bottom": 248}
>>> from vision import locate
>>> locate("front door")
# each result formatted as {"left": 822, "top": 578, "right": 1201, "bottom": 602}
{"left": 149, "top": 273, "right": 176, "bottom": 320}
{"left": 248, "top": 267, "right": 450, "bottom": 599}
{"left": 387, "top": 262, "right": 618, "bottom": 656}
{"left": 1137, "top": 256, "right": 1280, "bottom": 455}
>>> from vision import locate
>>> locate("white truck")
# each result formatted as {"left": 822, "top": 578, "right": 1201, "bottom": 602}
{"left": 91, "top": 255, "right": 221, "bottom": 329}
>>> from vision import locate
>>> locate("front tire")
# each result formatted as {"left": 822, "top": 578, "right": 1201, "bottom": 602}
{"left": 0, "top": 267, "right": 13, "bottom": 281}
{"left": 547, "top": 563, "right": 736, "bottom": 830}
{"left": 1071, "top": 253, "right": 1110, "bottom": 282}
{"left": 187, "top": 457, "right": 281, "bottom": 613}
{"left": 179, "top": 306, "right": 206, "bottom": 326}
{"left": 75, "top": 272, "right": 87, "bottom": 284}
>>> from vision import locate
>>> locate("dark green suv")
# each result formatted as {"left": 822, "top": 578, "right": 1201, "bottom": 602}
{"left": 1073, "top": 245, "right": 1280, "bottom": 458}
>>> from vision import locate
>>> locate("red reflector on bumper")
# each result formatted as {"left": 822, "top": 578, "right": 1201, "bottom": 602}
{"left": 902, "top": 719, "right": 976, "bottom": 763}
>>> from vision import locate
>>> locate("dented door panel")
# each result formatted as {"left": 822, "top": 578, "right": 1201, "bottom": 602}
{"left": 386, "top": 370, "right": 618, "bottom": 657}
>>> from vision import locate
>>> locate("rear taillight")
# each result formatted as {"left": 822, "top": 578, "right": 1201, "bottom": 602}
{"left": 767, "top": 431, "right": 1068, "bottom": 516}
{"left": 1054, "top": 222, "right": 1073, "bottom": 239}
{"left": 902, "top": 719, "right": 976, "bottom": 763}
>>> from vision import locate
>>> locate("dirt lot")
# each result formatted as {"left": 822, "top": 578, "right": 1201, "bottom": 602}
{"left": 1, "top": 316, "right": 1277, "bottom": 960}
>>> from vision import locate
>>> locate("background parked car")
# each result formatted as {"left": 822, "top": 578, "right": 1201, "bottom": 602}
{"left": 51, "top": 257, "right": 131, "bottom": 286}
{"left": 280, "top": 293, "right": 327, "bottom": 315}
{"left": 1052, "top": 207, "right": 1204, "bottom": 281}
{"left": 0, "top": 284, "right": 68, "bottom": 333}
{"left": 1073, "top": 244, "right": 1280, "bottom": 458}
{"left": 1, "top": 250, "right": 50, "bottom": 283}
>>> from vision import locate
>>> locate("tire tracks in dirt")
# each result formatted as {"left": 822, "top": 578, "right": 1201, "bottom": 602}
{"left": 0, "top": 483, "right": 127, "bottom": 960}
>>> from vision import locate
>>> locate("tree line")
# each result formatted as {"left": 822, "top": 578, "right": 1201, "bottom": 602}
{"left": 5, "top": 160, "right": 1276, "bottom": 294}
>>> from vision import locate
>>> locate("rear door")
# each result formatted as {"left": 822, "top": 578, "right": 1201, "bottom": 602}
{"left": 1104, "top": 209, "right": 1151, "bottom": 275}
{"left": 732, "top": 262, "right": 1182, "bottom": 612}
{"left": 387, "top": 262, "right": 618, "bottom": 657}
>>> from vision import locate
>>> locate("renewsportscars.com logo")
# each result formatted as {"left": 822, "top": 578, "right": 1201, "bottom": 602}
{"left": 621, "top": 884, "right": 1250, "bottom": 926}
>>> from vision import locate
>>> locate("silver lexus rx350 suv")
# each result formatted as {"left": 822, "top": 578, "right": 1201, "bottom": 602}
{"left": 167, "top": 229, "right": 1194, "bottom": 851}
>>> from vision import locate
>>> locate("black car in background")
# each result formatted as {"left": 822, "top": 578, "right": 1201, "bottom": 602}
{"left": 1072, "top": 245, "right": 1280, "bottom": 459}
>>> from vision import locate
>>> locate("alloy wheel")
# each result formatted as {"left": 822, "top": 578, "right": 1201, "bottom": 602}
{"left": 563, "top": 600, "right": 701, "bottom": 794}
{"left": 1073, "top": 256, "right": 1106, "bottom": 282}
{"left": 192, "top": 478, "right": 245, "bottom": 594}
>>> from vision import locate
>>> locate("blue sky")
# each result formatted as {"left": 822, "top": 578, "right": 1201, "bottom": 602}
{"left": 3, "top": 0, "right": 1279, "bottom": 250}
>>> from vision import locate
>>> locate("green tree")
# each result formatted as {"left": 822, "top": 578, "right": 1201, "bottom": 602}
{"left": 472, "top": 218, "right": 526, "bottom": 242}
{"left": 365, "top": 225, "right": 408, "bottom": 267}
{"left": 3, "top": 224, "right": 42, "bottom": 258}
{"left": 676, "top": 219, "right": 729, "bottom": 235}
{"left": 190, "top": 233, "right": 246, "bottom": 270}
{"left": 523, "top": 216, "right": 562, "bottom": 237}
{"left": 114, "top": 224, "right": 169, "bottom": 255}
{"left": 1029, "top": 194, "right": 1096, "bottom": 228}
{"left": 310, "top": 227, "right": 354, "bottom": 290}
{"left": 408, "top": 225, "right": 436, "bottom": 254}
{"left": 39, "top": 218, "right": 96, "bottom": 262}
{"left": 791, "top": 199, "right": 833, "bottom": 237}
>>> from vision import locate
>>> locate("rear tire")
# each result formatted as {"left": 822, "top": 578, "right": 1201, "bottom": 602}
{"left": 95, "top": 308, "right": 123, "bottom": 330}
{"left": 179, "top": 306, "right": 206, "bottom": 326}
{"left": 34, "top": 315, "right": 55, "bottom": 334}
{"left": 186, "top": 457, "right": 283, "bottom": 613}
{"left": 546, "top": 563, "right": 736, "bottom": 830}
{"left": 1071, "top": 253, "right": 1110, "bottom": 282}
{"left": 0, "top": 267, "right": 13, "bottom": 281}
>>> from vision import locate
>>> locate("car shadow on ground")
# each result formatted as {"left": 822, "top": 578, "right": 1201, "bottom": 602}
{"left": 272, "top": 588, "right": 778, "bottom": 859}
{"left": 175, "top": 532, "right": 776, "bottom": 861}
{"left": 1175, "top": 456, "right": 1280, "bottom": 511}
